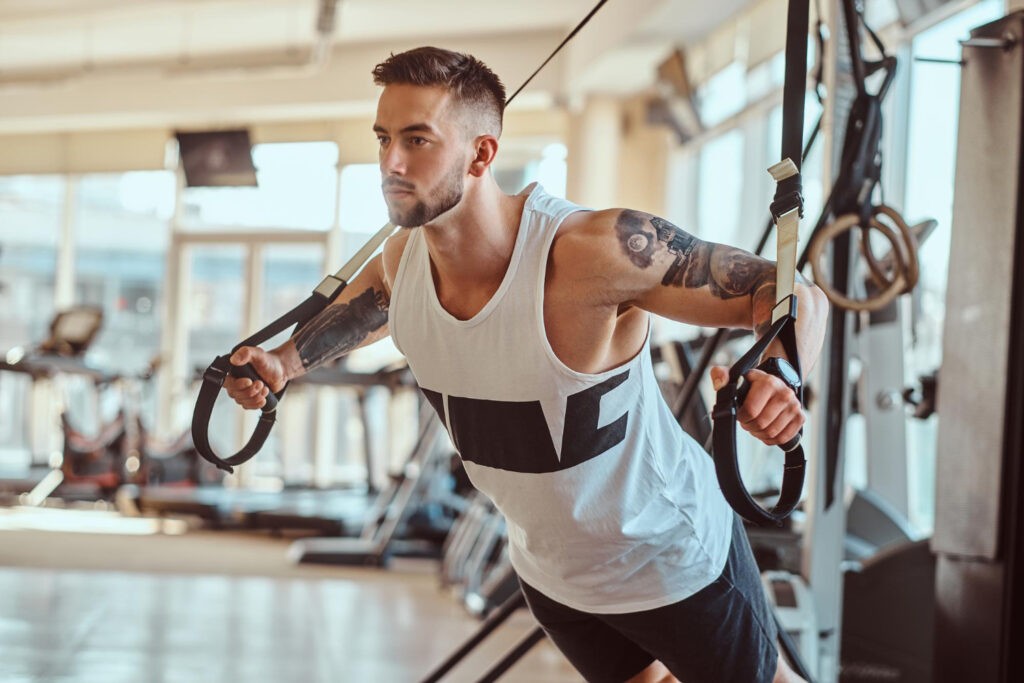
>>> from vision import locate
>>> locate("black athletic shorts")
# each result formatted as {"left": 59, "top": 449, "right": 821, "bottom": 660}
{"left": 519, "top": 514, "right": 778, "bottom": 683}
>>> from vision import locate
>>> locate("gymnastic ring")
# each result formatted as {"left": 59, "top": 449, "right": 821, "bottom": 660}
{"left": 859, "top": 204, "right": 920, "bottom": 294}
{"left": 809, "top": 212, "right": 907, "bottom": 312}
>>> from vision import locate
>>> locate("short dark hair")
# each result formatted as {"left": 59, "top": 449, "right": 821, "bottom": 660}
{"left": 372, "top": 47, "right": 506, "bottom": 136}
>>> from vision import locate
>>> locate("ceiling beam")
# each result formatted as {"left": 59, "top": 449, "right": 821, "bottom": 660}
{"left": 0, "top": 30, "right": 566, "bottom": 135}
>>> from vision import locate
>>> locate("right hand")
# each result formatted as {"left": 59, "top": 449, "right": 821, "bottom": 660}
{"left": 224, "top": 347, "right": 288, "bottom": 410}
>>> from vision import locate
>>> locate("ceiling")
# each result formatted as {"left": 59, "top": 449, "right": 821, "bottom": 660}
{"left": 0, "top": 1, "right": 610, "bottom": 72}
{"left": 0, "top": 0, "right": 751, "bottom": 134}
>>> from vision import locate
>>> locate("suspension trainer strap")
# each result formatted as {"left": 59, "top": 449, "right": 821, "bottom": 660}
{"left": 505, "top": 0, "right": 609, "bottom": 107}
{"left": 710, "top": 0, "right": 810, "bottom": 527}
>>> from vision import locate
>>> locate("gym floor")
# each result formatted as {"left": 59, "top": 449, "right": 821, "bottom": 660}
{"left": 0, "top": 511, "right": 581, "bottom": 683}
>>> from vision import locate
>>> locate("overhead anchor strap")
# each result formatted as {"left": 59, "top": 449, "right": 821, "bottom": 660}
{"left": 708, "top": 0, "right": 810, "bottom": 529}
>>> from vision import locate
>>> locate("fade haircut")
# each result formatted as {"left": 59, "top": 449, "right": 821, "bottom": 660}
{"left": 372, "top": 47, "right": 506, "bottom": 138}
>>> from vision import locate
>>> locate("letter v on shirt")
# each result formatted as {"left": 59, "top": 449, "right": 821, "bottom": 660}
{"left": 389, "top": 184, "right": 733, "bottom": 614}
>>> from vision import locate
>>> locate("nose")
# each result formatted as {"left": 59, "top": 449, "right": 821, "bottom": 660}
{"left": 380, "top": 141, "right": 406, "bottom": 176}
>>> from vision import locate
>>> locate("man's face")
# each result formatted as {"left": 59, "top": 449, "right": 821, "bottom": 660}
{"left": 374, "top": 84, "right": 472, "bottom": 227}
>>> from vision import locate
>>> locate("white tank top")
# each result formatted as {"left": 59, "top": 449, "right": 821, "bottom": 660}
{"left": 389, "top": 184, "right": 733, "bottom": 613}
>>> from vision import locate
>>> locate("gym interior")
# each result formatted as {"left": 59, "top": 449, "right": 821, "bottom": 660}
{"left": 1, "top": 1, "right": 1022, "bottom": 681}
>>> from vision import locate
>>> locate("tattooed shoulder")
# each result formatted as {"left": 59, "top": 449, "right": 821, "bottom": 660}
{"left": 611, "top": 209, "right": 775, "bottom": 301}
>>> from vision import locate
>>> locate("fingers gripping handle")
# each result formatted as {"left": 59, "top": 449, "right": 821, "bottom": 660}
{"left": 228, "top": 362, "right": 279, "bottom": 413}
{"left": 734, "top": 378, "right": 803, "bottom": 452}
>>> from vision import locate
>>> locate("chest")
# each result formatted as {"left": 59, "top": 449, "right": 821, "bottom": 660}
{"left": 432, "top": 266, "right": 648, "bottom": 375}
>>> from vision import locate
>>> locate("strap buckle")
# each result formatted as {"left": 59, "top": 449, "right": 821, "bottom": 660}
{"left": 314, "top": 275, "right": 345, "bottom": 302}
{"left": 771, "top": 293, "right": 799, "bottom": 324}
{"left": 202, "top": 358, "right": 230, "bottom": 387}
{"left": 768, "top": 158, "right": 805, "bottom": 220}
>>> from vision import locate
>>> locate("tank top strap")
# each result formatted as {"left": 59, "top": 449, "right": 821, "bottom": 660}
{"left": 517, "top": 185, "right": 587, "bottom": 304}
{"left": 387, "top": 227, "right": 425, "bottom": 356}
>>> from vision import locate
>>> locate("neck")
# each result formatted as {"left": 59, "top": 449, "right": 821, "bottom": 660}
{"left": 421, "top": 175, "right": 527, "bottom": 289}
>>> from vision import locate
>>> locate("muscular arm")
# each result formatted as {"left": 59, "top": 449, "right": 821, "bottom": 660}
{"left": 567, "top": 209, "right": 829, "bottom": 373}
{"left": 273, "top": 253, "right": 391, "bottom": 380}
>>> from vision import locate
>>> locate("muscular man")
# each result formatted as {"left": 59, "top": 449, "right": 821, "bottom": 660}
{"left": 225, "top": 47, "right": 829, "bottom": 683}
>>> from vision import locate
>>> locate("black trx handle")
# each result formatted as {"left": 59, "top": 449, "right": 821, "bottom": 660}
{"left": 710, "top": 0, "right": 810, "bottom": 527}
{"left": 711, "top": 297, "right": 806, "bottom": 527}
{"left": 191, "top": 225, "right": 396, "bottom": 473}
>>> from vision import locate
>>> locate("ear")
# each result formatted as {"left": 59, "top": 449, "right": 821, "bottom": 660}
{"left": 467, "top": 135, "right": 499, "bottom": 177}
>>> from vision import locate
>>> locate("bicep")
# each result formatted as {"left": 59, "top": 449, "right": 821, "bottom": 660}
{"left": 600, "top": 210, "right": 775, "bottom": 329}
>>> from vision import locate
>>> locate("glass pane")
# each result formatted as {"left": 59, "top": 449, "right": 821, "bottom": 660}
{"left": 697, "top": 130, "right": 745, "bottom": 246}
{"left": 186, "top": 245, "right": 245, "bottom": 459}
{"left": 74, "top": 172, "right": 174, "bottom": 384}
{"left": 698, "top": 62, "right": 747, "bottom": 128}
{"left": 0, "top": 175, "right": 63, "bottom": 350}
{"left": 339, "top": 163, "right": 389, "bottom": 241}
{"left": 524, "top": 142, "right": 568, "bottom": 198}
{"left": 187, "top": 245, "right": 245, "bottom": 371}
{"left": 181, "top": 141, "right": 338, "bottom": 231}
{"left": 0, "top": 175, "right": 63, "bottom": 464}
{"left": 259, "top": 244, "right": 324, "bottom": 352}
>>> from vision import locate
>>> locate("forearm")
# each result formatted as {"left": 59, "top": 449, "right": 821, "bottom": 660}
{"left": 753, "top": 276, "right": 829, "bottom": 376}
{"left": 273, "top": 285, "right": 390, "bottom": 380}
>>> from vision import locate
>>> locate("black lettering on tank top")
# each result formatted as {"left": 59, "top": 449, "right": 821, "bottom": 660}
{"left": 426, "top": 370, "right": 631, "bottom": 473}
{"left": 561, "top": 370, "right": 630, "bottom": 468}
{"left": 420, "top": 388, "right": 446, "bottom": 428}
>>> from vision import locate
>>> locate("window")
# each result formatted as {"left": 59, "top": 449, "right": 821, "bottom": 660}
{"left": 180, "top": 141, "right": 339, "bottom": 231}
{"left": 0, "top": 175, "right": 64, "bottom": 464}
{"left": 74, "top": 172, "right": 174, "bottom": 384}
{"left": 525, "top": 143, "right": 568, "bottom": 199}
{"left": 697, "top": 62, "right": 748, "bottom": 128}
{"left": 696, "top": 130, "right": 745, "bottom": 246}
{"left": 0, "top": 175, "right": 64, "bottom": 351}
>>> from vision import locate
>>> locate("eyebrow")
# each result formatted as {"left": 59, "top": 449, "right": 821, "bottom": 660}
{"left": 372, "top": 123, "right": 438, "bottom": 135}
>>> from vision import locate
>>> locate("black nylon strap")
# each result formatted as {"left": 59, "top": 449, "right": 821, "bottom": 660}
{"left": 710, "top": 305, "right": 806, "bottom": 526}
{"left": 191, "top": 292, "right": 332, "bottom": 472}
{"left": 709, "top": 0, "right": 810, "bottom": 526}
{"left": 505, "top": 0, "right": 610, "bottom": 107}
{"left": 234, "top": 293, "right": 331, "bottom": 352}
{"left": 191, "top": 355, "right": 278, "bottom": 472}
{"left": 781, "top": 0, "right": 810, "bottom": 171}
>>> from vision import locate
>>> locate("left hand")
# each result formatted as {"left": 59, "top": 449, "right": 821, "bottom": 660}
{"left": 710, "top": 365, "right": 804, "bottom": 447}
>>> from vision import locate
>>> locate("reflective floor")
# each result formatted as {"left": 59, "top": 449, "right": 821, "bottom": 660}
{"left": 0, "top": 522, "right": 582, "bottom": 683}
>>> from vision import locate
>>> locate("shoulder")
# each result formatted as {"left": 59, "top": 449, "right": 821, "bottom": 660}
{"left": 549, "top": 208, "right": 677, "bottom": 305}
{"left": 551, "top": 208, "right": 618, "bottom": 261}
{"left": 380, "top": 228, "right": 415, "bottom": 296}
{"left": 552, "top": 208, "right": 683, "bottom": 274}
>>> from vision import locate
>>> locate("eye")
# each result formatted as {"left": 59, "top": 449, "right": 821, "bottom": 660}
{"left": 409, "top": 136, "right": 429, "bottom": 146}
{"left": 376, "top": 135, "right": 390, "bottom": 146}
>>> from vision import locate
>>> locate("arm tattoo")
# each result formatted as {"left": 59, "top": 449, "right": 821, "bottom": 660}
{"left": 615, "top": 209, "right": 779, "bottom": 328}
{"left": 615, "top": 210, "right": 774, "bottom": 294}
{"left": 293, "top": 287, "right": 388, "bottom": 370}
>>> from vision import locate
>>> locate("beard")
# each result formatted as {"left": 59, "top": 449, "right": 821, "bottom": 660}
{"left": 384, "top": 162, "right": 465, "bottom": 228}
